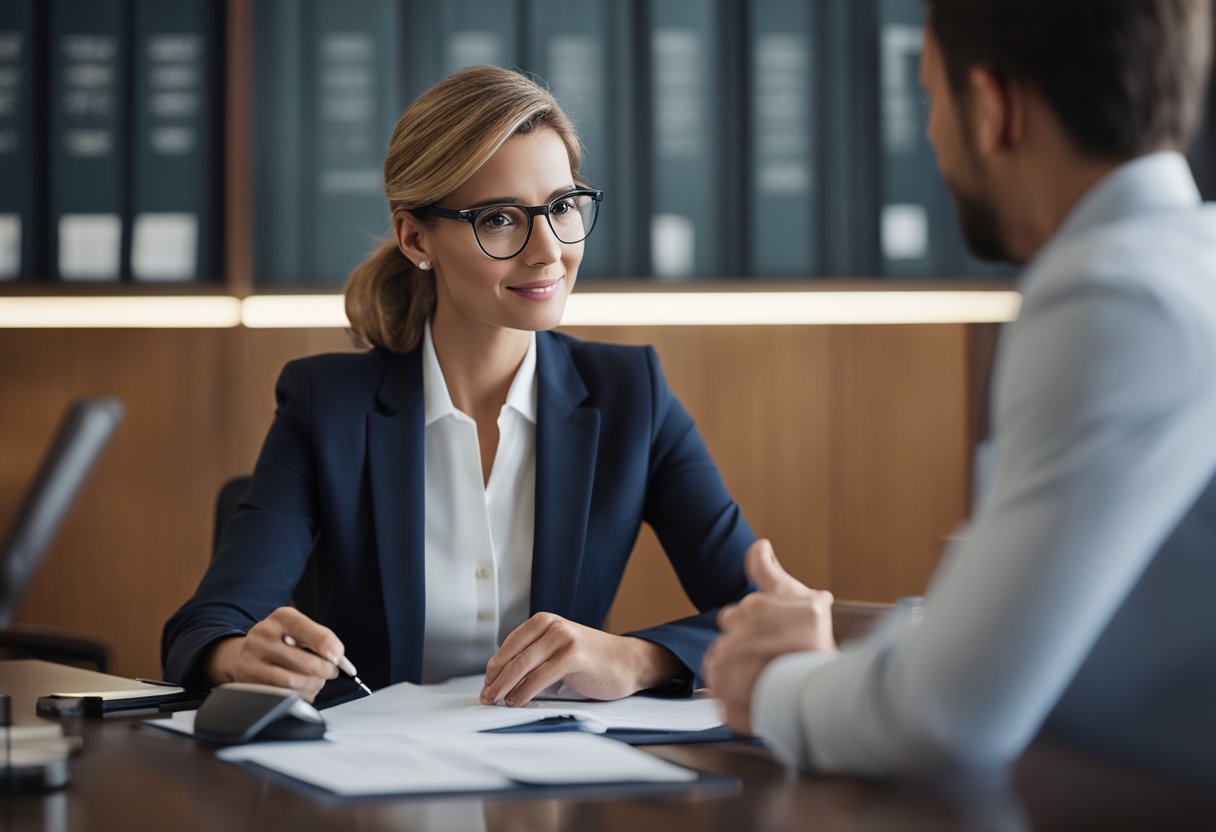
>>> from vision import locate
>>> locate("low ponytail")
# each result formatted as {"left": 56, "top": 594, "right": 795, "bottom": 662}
{"left": 344, "top": 239, "right": 435, "bottom": 353}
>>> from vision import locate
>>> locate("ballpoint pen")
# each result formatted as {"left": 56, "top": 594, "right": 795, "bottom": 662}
{"left": 282, "top": 634, "right": 373, "bottom": 696}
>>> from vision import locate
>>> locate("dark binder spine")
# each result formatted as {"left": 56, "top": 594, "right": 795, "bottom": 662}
{"left": 48, "top": 0, "right": 130, "bottom": 282}
{"left": 129, "top": 0, "right": 221, "bottom": 283}
{"left": 434, "top": 0, "right": 521, "bottom": 78}
{"left": 252, "top": 0, "right": 302, "bottom": 284}
{"left": 875, "top": 0, "right": 944, "bottom": 277}
{"left": 0, "top": 0, "right": 45, "bottom": 281}
{"left": 524, "top": 0, "right": 633, "bottom": 279}
{"left": 643, "top": 0, "right": 726, "bottom": 280}
{"left": 301, "top": 0, "right": 400, "bottom": 284}
{"left": 746, "top": 0, "right": 819, "bottom": 277}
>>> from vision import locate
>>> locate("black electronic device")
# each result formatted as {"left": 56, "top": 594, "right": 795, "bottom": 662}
{"left": 193, "top": 683, "right": 326, "bottom": 745}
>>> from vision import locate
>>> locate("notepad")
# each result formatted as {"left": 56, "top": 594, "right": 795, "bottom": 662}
{"left": 8, "top": 660, "right": 191, "bottom": 716}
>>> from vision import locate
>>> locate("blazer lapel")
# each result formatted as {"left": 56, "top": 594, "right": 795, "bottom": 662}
{"left": 366, "top": 347, "right": 426, "bottom": 684}
{"left": 532, "top": 333, "right": 600, "bottom": 618}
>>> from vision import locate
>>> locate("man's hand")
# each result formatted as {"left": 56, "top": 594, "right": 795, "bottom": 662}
{"left": 705, "top": 539, "right": 836, "bottom": 735}
{"left": 480, "top": 613, "right": 684, "bottom": 706}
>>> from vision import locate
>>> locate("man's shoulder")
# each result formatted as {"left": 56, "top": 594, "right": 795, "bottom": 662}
{"left": 1029, "top": 205, "right": 1216, "bottom": 318}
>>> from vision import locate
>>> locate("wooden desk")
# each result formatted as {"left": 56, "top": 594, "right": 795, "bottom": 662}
{"left": 3, "top": 662, "right": 1215, "bottom": 831}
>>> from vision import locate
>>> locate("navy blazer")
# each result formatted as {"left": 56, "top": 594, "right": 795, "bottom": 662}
{"left": 163, "top": 332, "right": 755, "bottom": 697}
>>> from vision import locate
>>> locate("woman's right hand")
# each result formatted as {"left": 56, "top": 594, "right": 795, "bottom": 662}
{"left": 204, "top": 607, "right": 342, "bottom": 702}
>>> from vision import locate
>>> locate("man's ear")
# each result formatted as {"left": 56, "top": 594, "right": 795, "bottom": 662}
{"left": 393, "top": 209, "right": 431, "bottom": 268}
{"left": 966, "top": 66, "right": 1024, "bottom": 156}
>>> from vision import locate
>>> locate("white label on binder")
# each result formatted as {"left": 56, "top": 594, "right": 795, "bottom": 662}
{"left": 881, "top": 204, "right": 929, "bottom": 261}
{"left": 0, "top": 214, "right": 20, "bottom": 279}
{"left": 651, "top": 214, "right": 696, "bottom": 279}
{"left": 132, "top": 212, "right": 198, "bottom": 281}
{"left": 59, "top": 214, "right": 121, "bottom": 280}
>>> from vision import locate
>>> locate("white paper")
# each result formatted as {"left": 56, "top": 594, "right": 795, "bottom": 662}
{"left": 523, "top": 693, "right": 722, "bottom": 732}
{"left": 321, "top": 677, "right": 722, "bottom": 736}
{"left": 145, "top": 679, "right": 722, "bottom": 742}
{"left": 213, "top": 732, "right": 694, "bottom": 795}
{"left": 434, "top": 733, "right": 697, "bottom": 784}
{"left": 216, "top": 737, "right": 511, "bottom": 797}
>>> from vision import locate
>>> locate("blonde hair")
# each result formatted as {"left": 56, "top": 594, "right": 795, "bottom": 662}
{"left": 344, "top": 66, "right": 584, "bottom": 353}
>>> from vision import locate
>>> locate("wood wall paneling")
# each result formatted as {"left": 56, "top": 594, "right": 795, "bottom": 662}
{"left": 0, "top": 324, "right": 980, "bottom": 677}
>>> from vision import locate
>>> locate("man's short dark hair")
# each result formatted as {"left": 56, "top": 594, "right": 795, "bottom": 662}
{"left": 925, "top": 0, "right": 1213, "bottom": 159}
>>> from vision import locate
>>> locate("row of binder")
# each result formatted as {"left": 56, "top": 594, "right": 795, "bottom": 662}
{"left": 253, "top": 0, "right": 1011, "bottom": 284}
{"left": 0, "top": 0, "right": 221, "bottom": 283}
{"left": 3, "top": 0, "right": 1212, "bottom": 285}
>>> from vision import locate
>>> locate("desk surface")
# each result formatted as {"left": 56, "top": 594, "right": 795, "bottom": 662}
{"left": 3, "top": 661, "right": 1215, "bottom": 831}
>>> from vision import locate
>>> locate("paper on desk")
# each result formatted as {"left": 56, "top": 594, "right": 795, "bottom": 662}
{"left": 143, "top": 678, "right": 722, "bottom": 740}
{"left": 216, "top": 737, "right": 511, "bottom": 796}
{"left": 215, "top": 732, "right": 696, "bottom": 795}
{"left": 322, "top": 677, "right": 721, "bottom": 736}
{"left": 523, "top": 694, "right": 722, "bottom": 732}
{"left": 436, "top": 733, "right": 698, "bottom": 784}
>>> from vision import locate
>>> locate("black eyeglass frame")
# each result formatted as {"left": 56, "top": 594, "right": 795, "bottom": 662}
{"left": 420, "top": 188, "right": 604, "bottom": 260}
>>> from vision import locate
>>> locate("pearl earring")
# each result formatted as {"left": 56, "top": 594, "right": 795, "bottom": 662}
{"left": 417, "top": 260, "right": 430, "bottom": 271}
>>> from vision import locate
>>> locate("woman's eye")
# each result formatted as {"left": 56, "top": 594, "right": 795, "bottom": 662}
{"left": 483, "top": 211, "right": 513, "bottom": 228}
{"left": 551, "top": 199, "right": 574, "bottom": 215}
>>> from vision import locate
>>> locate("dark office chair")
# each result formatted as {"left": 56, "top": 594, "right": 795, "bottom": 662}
{"left": 213, "top": 475, "right": 251, "bottom": 558}
{"left": 0, "top": 397, "right": 124, "bottom": 672}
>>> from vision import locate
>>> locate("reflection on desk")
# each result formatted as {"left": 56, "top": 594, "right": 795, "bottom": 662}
{"left": 3, "top": 660, "right": 1215, "bottom": 830}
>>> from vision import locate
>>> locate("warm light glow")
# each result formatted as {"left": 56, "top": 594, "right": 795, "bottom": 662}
{"left": 0, "top": 296, "right": 243, "bottom": 328}
{"left": 241, "top": 295, "right": 351, "bottom": 328}
{"left": 237, "top": 290, "right": 1020, "bottom": 328}
{"left": 0, "top": 291, "right": 1023, "bottom": 329}
{"left": 559, "top": 291, "right": 1021, "bottom": 326}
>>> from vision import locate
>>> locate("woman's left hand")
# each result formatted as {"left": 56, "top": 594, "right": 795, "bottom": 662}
{"left": 480, "top": 613, "right": 684, "bottom": 706}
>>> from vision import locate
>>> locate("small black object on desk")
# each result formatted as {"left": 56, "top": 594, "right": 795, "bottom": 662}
{"left": 194, "top": 683, "right": 326, "bottom": 745}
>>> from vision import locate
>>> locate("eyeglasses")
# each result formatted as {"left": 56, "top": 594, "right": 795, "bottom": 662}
{"left": 421, "top": 189, "right": 603, "bottom": 260}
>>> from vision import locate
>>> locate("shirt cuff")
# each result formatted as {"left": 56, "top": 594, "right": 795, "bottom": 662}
{"left": 753, "top": 650, "right": 838, "bottom": 770}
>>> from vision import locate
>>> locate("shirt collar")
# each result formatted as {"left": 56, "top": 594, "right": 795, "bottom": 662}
{"left": 422, "top": 321, "right": 538, "bottom": 426}
{"left": 1051, "top": 151, "right": 1202, "bottom": 248}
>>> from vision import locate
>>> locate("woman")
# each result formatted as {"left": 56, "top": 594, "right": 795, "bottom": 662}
{"left": 162, "top": 66, "right": 754, "bottom": 706}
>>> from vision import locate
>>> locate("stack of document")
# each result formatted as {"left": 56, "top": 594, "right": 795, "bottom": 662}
{"left": 318, "top": 674, "right": 723, "bottom": 736}
{"left": 145, "top": 676, "right": 726, "bottom": 797}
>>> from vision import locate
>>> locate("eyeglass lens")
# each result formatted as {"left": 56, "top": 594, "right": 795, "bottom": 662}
{"left": 473, "top": 193, "right": 598, "bottom": 258}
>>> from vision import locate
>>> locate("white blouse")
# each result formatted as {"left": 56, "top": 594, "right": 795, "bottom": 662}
{"left": 419, "top": 323, "right": 537, "bottom": 683}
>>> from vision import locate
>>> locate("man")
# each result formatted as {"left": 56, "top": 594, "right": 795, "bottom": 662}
{"left": 706, "top": 0, "right": 1216, "bottom": 787}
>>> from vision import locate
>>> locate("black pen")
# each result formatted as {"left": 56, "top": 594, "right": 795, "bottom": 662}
{"left": 134, "top": 678, "right": 181, "bottom": 688}
{"left": 283, "top": 634, "right": 373, "bottom": 696}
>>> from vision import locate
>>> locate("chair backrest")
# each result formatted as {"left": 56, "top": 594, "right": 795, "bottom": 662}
{"left": 213, "top": 475, "right": 251, "bottom": 559}
{"left": 0, "top": 397, "right": 123, "bottom": 627}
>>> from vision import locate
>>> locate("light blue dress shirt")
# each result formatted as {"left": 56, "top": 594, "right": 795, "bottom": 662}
{"left": 754, "top": 152, "right": 1216, "bottom": 787}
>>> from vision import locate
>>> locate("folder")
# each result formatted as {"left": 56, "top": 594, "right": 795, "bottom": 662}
{"left": 129, "top": 0, "right": 221, "bottom": 282}
{"left": 746, "top": 0, "right": 821, "bottom": 276}
{"left": 253, "top": 0, "right": 400, "bottom": 285}
{"left": 48, "top": 0, "right": 129, "bottom": 282}
{"left": 0, "top": 0, "right": 44, "bottom": 282}
{"left": 525, "top": 0, "right": 637, "bottom": 279}
{"left": 641, "top": 0, "right": 737, "bottom": 280}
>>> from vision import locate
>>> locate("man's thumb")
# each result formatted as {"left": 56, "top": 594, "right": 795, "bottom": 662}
{"left": 744, "top": 539, "right": 802, "bottom": 596}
